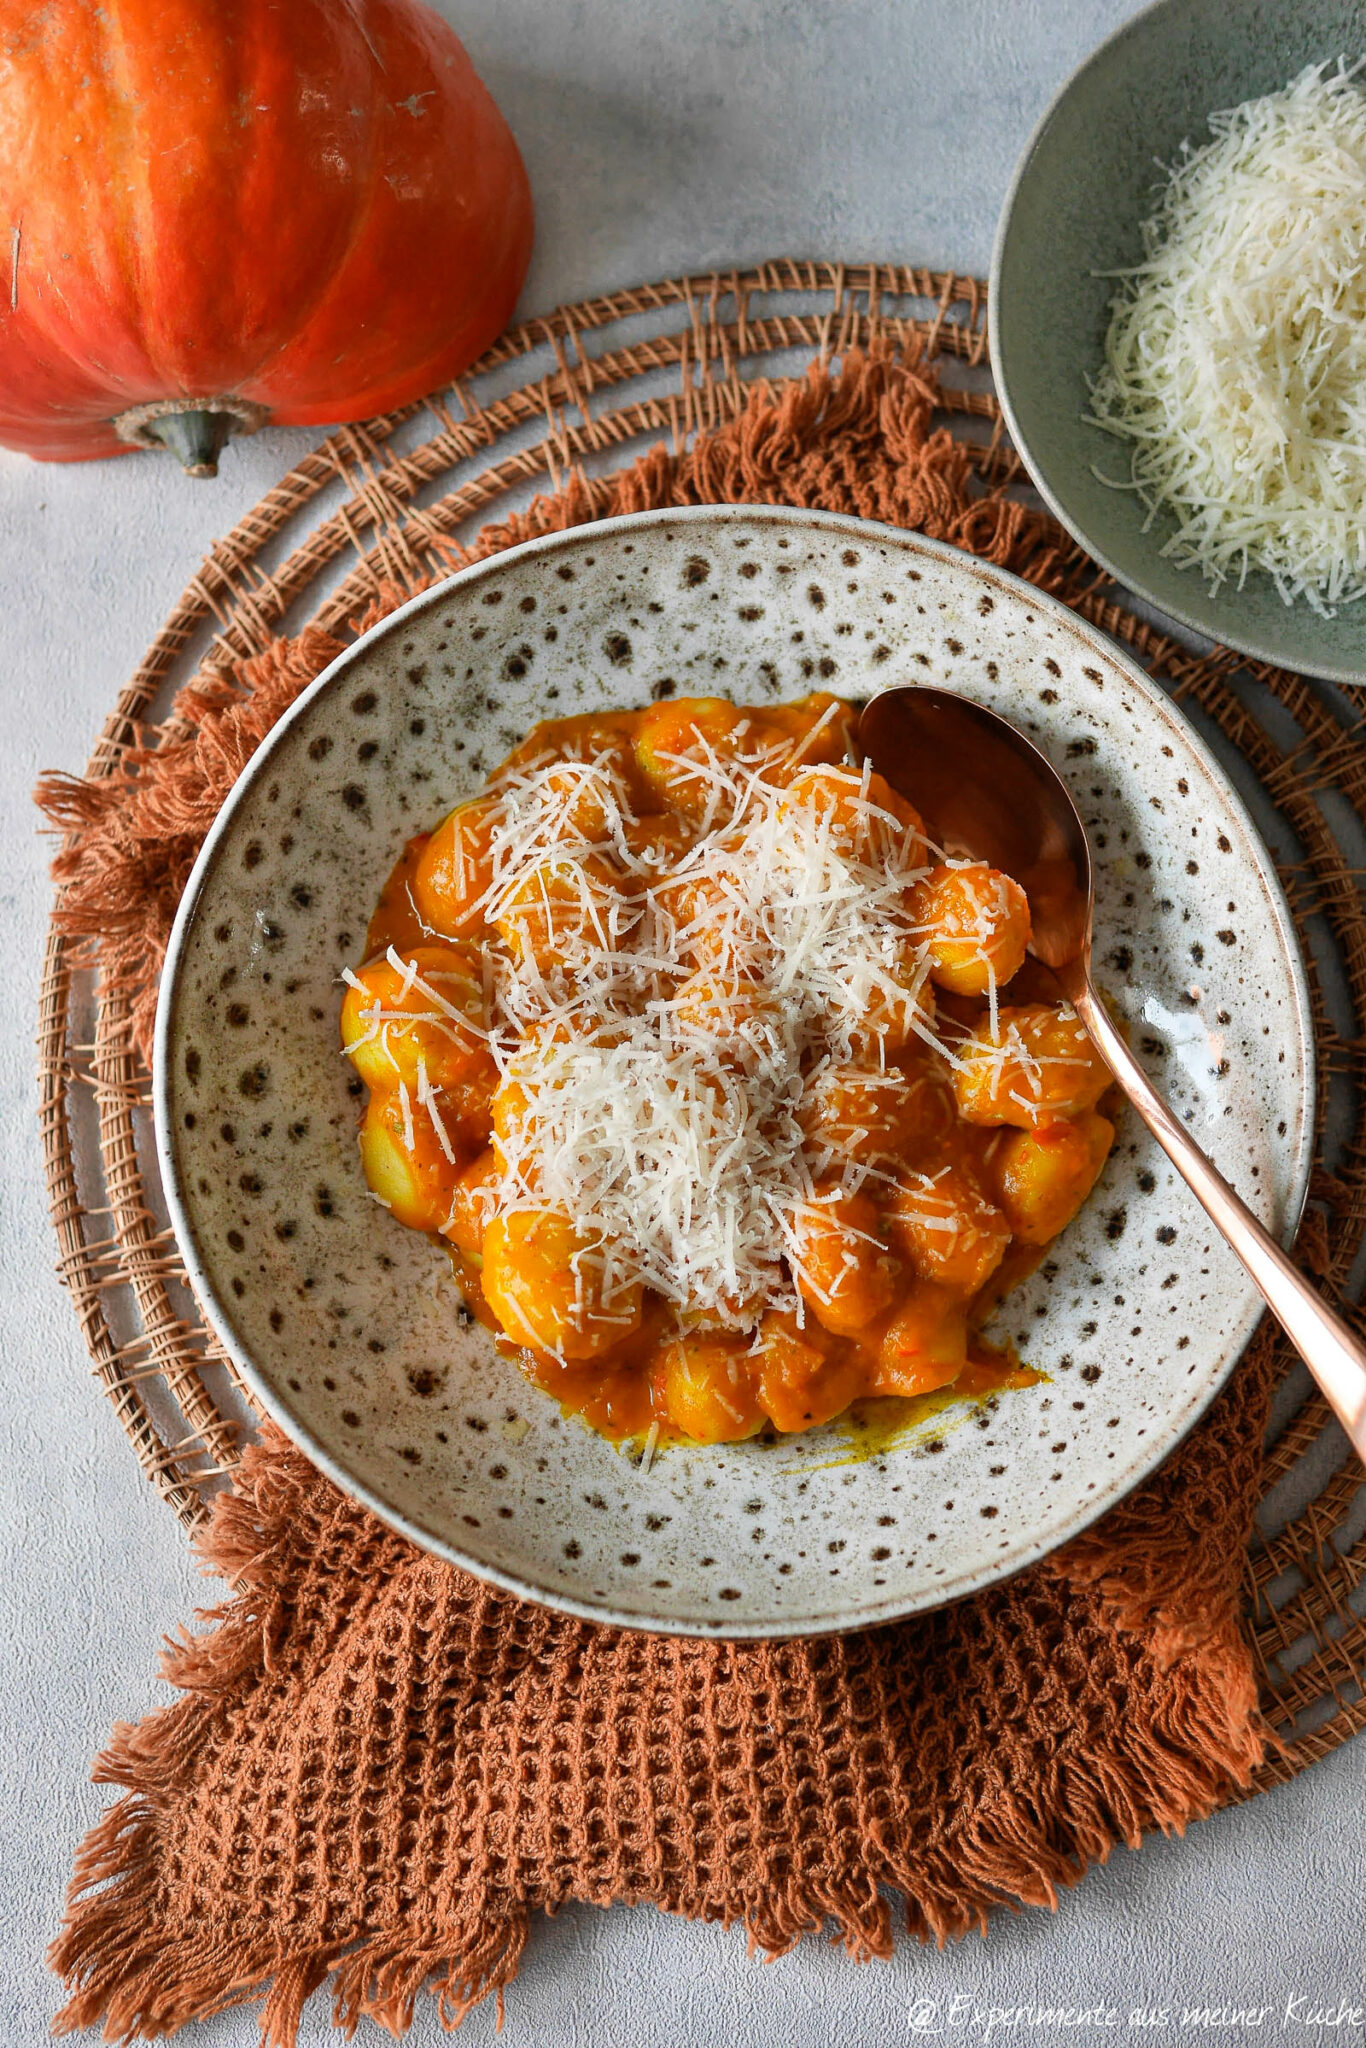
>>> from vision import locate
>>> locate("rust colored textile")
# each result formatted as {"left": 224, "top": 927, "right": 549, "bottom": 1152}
{"left": 48, "top": 352, "right": 1275, "bottom": 2044}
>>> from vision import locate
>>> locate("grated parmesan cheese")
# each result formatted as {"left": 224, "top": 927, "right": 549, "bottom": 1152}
{"left": 470, "top": 736, "right": 950, "bottom": 1331}
{"left": 1087, "top": 61, "right": 1366, "bottom": 614}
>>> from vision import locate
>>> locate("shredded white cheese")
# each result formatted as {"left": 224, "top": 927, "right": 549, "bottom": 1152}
{"left": 1087, "top": 60, "right": 1366, "bottom": 614}
{"left": 473, "top": 734, "right": 945, "bottom": 1330}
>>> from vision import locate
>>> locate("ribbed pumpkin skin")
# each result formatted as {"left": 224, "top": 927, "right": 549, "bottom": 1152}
{"left": 0, "top": 0, "right": 533, "bottom": 460}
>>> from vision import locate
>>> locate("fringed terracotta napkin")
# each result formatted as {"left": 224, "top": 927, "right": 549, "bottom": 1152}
{"left": 44, "top": 350, "right": 1277, "bottom": 2045}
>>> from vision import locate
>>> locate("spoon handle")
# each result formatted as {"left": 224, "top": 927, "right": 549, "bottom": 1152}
{"left": 1072, "top": 981, "right": 1366, "bottom": 1465}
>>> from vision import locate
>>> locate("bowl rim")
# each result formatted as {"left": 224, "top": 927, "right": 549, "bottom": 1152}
{"left": 154, "top": 501, "right": 1315, "bottom": 1637}
{"left": 988, "top": 0, "right": 1366, "bottom": 687}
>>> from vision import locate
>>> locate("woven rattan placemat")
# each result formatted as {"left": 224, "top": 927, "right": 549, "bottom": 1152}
{"left": 38, "top": 261, "right": 1366, "bottom": 1793}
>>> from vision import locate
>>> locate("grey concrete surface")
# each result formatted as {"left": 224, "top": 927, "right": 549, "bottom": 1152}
{"left": 1, "top": 2, "right": 1363, "bottom": 2043}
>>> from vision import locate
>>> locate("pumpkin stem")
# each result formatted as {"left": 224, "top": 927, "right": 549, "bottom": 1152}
{"left": 142, "top": 408, "right": 236, "bottom": 478}
{"left": 111, "top": 395, "right": 269, "bottom": 474}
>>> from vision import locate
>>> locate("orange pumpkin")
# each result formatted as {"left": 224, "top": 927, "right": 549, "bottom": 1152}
{"left": 0, "top": 0, "right": 533, "bottom": 472}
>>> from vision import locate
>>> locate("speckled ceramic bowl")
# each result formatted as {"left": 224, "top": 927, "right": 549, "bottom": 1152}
{"left": 991, "top": 0, "right": 1366, "bottom": 683}
{"left": 154, "top": 506, "right": 1313, "bottom": 1637}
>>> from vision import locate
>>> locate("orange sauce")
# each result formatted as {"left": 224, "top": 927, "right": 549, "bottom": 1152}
{"left": 347, "top": 694, "right": 1113, "bottom": 1450}
{"left": 365, "top": 832, "right": 433, "bottom": 957}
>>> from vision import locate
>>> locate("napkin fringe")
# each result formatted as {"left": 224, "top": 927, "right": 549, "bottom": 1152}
{"left": 50, "top": 1861, "right": 532, "bottom": 2045}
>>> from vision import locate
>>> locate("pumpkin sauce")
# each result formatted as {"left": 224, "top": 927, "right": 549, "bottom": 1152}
{"left": 344, "top": 693, "right": 1114, "bottom": 1453}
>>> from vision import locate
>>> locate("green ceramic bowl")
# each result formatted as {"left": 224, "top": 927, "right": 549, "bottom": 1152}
{"left": 991, "top": 0, "right": 1366, "bottom": 685}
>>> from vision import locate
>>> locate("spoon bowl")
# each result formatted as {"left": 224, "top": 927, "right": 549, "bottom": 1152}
{"left": 860, "top": 682, "right": 1366, "bottom": 1465}
{"left": 859, "top": 683, "right": 1092, "bottom": 975}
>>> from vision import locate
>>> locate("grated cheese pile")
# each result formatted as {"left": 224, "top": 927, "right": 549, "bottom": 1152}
{"left": 477, "top": 725, "right": 945, "bottom": 1329}
{"left": 1087, "top": 61, "right": 1366, "bottom": 614}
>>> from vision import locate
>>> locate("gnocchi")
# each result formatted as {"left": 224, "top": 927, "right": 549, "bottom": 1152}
{"left": 910, "top": 863, "right": 1031, "bottom": 998}
{"left": 953, "top": 1003, "right": 1111, "bottom": 1129}
{"left": 343, "top": 692, "right": 1116, "bottom": 1449}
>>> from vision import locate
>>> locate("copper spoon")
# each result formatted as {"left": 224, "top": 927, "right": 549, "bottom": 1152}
{"left": 859, "top": 684, "right": 1366, "bottom": 1464}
